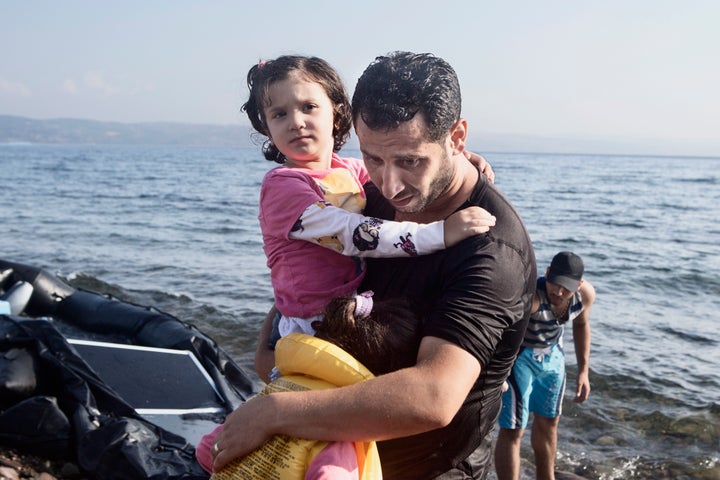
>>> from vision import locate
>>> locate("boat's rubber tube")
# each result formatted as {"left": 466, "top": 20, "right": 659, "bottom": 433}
{"left": 0, "top": 259, "right": 75, "bottom": 317}
{"left": 0, "top": 259, "right": 257, "bottom": 408}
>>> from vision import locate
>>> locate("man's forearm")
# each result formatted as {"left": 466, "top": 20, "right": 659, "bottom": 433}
{"left": 270, "top": 369, "right": 441, "bottom": 442}
{"left": 572, "top": 320, "right": 591, "bottom": 373}
{"left": 214, "top": 364, "right": 449, "bottom": 471}
{"left": 268, "top": 337, "right": 479, "bottom": 442}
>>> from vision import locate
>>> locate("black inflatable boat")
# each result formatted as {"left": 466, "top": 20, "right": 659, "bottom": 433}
{"left": 0, "top": 259, "right": 260, "bottom": 479}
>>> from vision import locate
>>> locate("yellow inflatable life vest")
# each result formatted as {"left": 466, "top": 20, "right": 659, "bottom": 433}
{"left": 210, "top": 333, "right": 383, "bottom": 480}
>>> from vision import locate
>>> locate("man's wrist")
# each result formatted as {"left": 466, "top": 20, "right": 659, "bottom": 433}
{"left": 250, "top": 393, "right": 282, "bottom": 438}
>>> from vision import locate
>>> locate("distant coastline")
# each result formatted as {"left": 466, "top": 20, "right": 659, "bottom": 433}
{"left": 1, "top": 114, "right": 718, "bottom": 158}
{"left": 0, "top": 114, "right": 256, "bottom": 147}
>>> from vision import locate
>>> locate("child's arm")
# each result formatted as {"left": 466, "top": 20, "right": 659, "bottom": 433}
{"left": 464, "top": 151, "right": 495, "bottom": 183}
{"left": 254, "top": 305, "right": 278, "bottom": 383}
{"left": 443, "top": 206, "right": 497, "bottom": 246}
{"left": 288, "top": 202, "right": 495, "bottom": 258}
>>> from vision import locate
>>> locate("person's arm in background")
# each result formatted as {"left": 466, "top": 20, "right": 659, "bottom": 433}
{"left": 254, "top": 305, "right": 277, "bottom": 383}
{"left": 572, "top": 280, "right": 596, "bottom": 403}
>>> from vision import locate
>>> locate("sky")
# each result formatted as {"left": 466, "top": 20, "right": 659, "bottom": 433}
{"left": 2, "top": 0, "right": 719, "bottom": 156}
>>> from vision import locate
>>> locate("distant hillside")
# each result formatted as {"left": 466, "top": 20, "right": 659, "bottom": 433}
{"left": 0, "top": 115, "right": 256, "bottom": 147}
{"left": 2, "top": 114, "right": 717, "bottom": 157}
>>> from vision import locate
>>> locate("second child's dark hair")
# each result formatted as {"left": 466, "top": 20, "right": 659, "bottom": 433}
{"left": 242, "top": 55, "right": 352, "bottom": 164}
{"left": 313, "top": 296, "right": 423, "bottom": 376}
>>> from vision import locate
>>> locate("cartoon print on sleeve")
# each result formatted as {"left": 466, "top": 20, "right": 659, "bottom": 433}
{"left": 352, "top": 218, "right": 384, "bottom": 251}
{"left": 291, "top": 217, "right": 304, "bottom": 234}
{"left": 394, "top": 233, "right": 419, "bottom": 256}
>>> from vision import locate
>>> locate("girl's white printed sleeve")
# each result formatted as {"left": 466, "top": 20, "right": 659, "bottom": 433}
{"left": 288, "top": 202, "right": 445, "bottom": 257}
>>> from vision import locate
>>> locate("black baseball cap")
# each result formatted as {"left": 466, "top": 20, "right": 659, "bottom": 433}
{"left": 547, "top": 251, "right": 584, "bottom": 291}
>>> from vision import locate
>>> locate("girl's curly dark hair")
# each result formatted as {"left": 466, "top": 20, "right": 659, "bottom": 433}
{"left": 242, "top": 55, "right": 352, "bottom": 164}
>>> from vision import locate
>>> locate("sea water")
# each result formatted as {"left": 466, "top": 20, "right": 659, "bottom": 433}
{"left": 1, "top": 144, "right": 718, "bottom": 479}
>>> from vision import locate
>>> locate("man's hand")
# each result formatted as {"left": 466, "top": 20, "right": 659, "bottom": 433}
{"left": 211, "top": 395, "right": 275, "bottom": 472}
{"left": 574, "top": 371, "right": 590, "bottom": 403}
{"left": 464, "top": 151, "right": 495, "bottom": 183}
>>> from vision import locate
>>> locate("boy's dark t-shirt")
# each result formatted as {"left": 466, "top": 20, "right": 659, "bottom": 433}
{"left": 361, "top": 173, "right": 536, "bottom": 479}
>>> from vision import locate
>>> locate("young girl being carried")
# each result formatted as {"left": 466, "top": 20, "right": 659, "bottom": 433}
{"left": 244, "top": 55, "right": 495, "bottom": 375}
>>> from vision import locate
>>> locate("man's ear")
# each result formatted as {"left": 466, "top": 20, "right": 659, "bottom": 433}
{"left": 448, "top": 118, "right": 468, "bottom": 155}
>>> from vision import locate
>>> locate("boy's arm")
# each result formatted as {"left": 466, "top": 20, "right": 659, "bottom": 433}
{"left": 289, "top": 202, "right": 494, "bottom": 257}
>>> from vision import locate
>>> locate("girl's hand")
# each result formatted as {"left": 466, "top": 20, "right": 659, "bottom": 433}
{"left": 443, "top": 206, "right": 496, "bottom": 246}
{"left": 464, "top": 151, "right": 495, "bottom": 183}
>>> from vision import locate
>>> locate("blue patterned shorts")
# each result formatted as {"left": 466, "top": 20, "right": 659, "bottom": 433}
{"left": 498, "top": 344, "right": 566, "bottom": 429}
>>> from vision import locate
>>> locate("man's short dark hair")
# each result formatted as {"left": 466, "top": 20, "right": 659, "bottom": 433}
{"left": 351, "top": 51, "right": 462, "bottom": 142}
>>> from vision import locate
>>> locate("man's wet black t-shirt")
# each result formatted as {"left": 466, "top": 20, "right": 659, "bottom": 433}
{"left": 361, "top": 174, "right": 536, "bottom": 479}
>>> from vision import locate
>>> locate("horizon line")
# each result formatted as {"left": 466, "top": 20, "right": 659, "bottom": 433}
{"left": 2, "top": 113, "right": 719, "bottom": 159}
